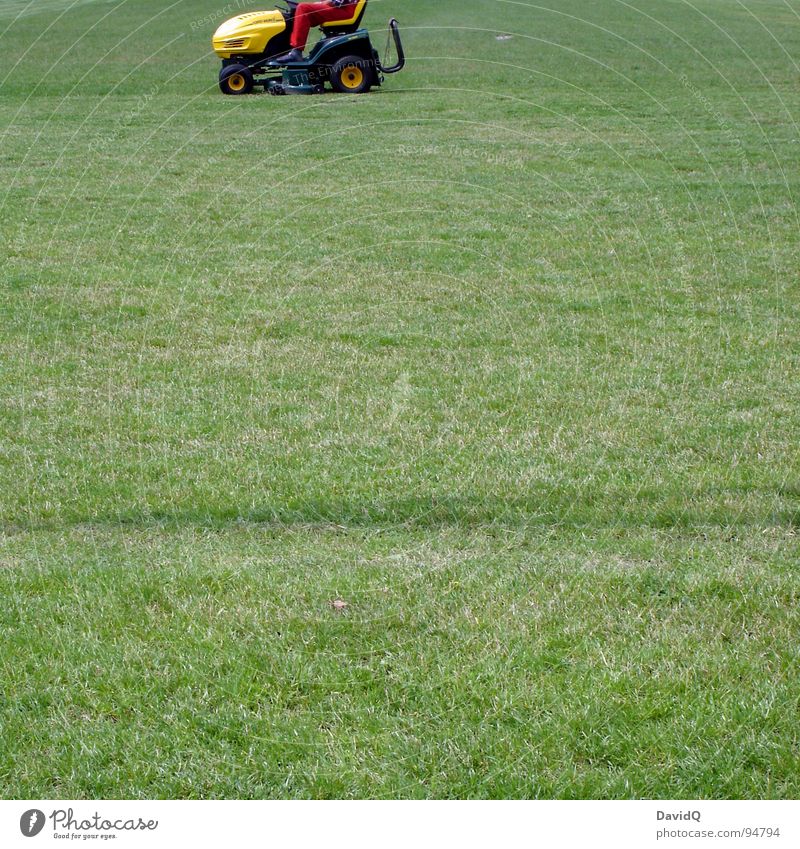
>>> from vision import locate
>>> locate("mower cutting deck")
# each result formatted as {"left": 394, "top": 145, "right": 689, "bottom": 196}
{"left": 212, "top": 0, "right": 404, "bottom": 95}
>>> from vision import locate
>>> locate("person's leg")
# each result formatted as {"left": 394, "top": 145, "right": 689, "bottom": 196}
{"left": 273, "top": 1, "right": 341, "bottom": 64}
{"left": 290, "top": 2, "right": 331, "bottom": 50}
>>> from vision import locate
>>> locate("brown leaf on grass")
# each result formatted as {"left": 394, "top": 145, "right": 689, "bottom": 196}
{"left": 329, "top": 599, "right": 349, "bottom": 612}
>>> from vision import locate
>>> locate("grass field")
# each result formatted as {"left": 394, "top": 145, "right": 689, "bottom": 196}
{"left": 1, "top": 0, "right": 799, "bottom": 799}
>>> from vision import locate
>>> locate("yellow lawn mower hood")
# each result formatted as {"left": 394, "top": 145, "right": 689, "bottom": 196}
{"left": 212, "top": 11, "right": 287, "bottom": 59}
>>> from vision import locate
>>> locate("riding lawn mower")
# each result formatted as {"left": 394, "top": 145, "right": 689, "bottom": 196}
{"left": 212, "top": 0, "right": 404, "bottom": 95}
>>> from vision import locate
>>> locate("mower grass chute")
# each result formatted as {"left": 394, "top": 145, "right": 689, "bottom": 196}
{"left": 212, "top": 0, "right": 405, "bottom": 96}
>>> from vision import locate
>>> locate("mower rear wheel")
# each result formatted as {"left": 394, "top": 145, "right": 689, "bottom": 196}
{"left": 330, "top": 55, "right": 372, "bottom": 94}
{"left": 219, "top": 64, "right": 254, "bottom": 95}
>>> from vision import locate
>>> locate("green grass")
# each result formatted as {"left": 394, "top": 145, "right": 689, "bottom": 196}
{"left": 1, "top": 0, "right": 799, "bottom": 798}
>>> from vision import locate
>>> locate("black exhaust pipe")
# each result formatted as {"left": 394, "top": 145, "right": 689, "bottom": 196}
{"left": 377, "top": 18, "right": 405, "bottom": 74}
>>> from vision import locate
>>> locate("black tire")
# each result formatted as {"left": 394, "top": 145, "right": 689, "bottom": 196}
{"left": 219, "top": 64, "right": 254, "bottom": 95}
{"left": 330, "top": 55, "right": 373, "bottom": 94}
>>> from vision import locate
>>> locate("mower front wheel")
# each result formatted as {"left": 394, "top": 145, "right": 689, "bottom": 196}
{"left": 330, "top": 55, "right": 373, "bottom": 94}
{"left": 219, "top": 64, "right": 254, "bottom": 95}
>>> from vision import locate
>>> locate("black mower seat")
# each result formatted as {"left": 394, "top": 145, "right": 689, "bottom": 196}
{"left": 320, "top": 0, "right": 368, "bottom": 36}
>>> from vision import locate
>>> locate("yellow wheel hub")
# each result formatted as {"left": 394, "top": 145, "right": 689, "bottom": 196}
{"left": 342, "top": 65, "right": 364, "bottom": 89}
{"left": 228, "top": 73, "right": 246, "bottom": 91}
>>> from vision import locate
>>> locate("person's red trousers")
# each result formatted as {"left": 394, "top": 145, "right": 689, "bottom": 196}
{"left": 290, "top": 1, "right": 359, "bottom": 49}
